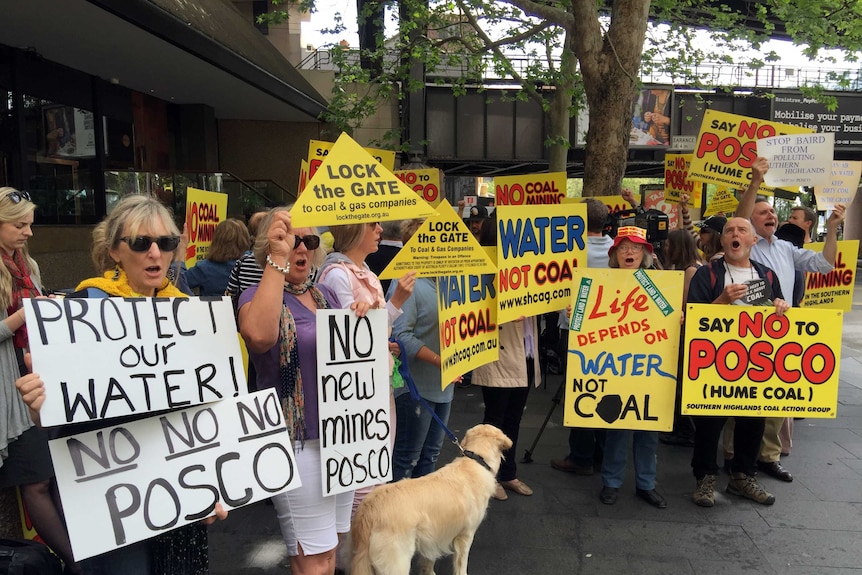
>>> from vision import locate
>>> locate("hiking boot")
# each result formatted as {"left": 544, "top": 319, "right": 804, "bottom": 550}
{"left": 692, "top": 474, "right": 716, "bottom": 507}
{"left": 726, "top": 472, "right": 775, "bottom": 505}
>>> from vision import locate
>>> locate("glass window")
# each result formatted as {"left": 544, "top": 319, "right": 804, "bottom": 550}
{"left": 23, "top": 95, "right": 98, "bottom": 224}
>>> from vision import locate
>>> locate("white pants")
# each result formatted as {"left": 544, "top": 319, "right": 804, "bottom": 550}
{"left": 271, "top": 439, "right": 353, "bottom": 556}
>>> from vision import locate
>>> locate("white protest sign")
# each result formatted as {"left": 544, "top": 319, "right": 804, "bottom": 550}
{"left": 758, "top": 133, "right": 834, "bottom": 187}
{"left": 814, "top": 160, "right": 862, "bottom": 211}
{"left": 316, "top": 309, "right": 391, "bottom": 496}
{"left": 50, "top": 389, "right": 299, "bottom": 561}
{"left": 26, "top": 297, "right": 246, "bottom": 427}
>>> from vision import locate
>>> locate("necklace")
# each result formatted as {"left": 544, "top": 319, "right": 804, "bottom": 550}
{"left": 724, "top": 262, "right": 755, "bottom": 284}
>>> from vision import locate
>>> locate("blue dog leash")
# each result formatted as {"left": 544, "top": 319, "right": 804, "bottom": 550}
{"left": 390, "top": 338, "right": 493, "bottom": 473}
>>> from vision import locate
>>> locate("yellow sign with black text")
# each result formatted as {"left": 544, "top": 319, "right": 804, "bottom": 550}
{"left": 292, "top": 133, "right": 436, "bottom": 227}
{"left": 682, "top": 304, "right": 841, "bottom": 417}
{"left": 307, "top": 139, "right": 396, "bottom": 179}
{"left": 563, "top": 268, "right": 684, "bottom": 431}
{"left": 379, "top": 200, "right": 496, "bottom": 279}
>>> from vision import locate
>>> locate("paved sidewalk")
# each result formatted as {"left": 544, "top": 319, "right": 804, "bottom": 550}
{"left": 210, "top": 306, "right": 862, "bottom": 575}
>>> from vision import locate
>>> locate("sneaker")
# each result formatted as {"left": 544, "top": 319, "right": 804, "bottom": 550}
{"left": 550, "top": 457, "right": 594, "bottom": 475}
{"left": 726, "top": 473, "right": 775, "bottom": 505}
{"left": 692, "top": 474, "right": 716, "bottom": 507}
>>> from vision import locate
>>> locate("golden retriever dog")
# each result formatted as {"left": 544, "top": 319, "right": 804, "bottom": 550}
{"left": 350, "top": 424, "right": 512, "bottom": 575}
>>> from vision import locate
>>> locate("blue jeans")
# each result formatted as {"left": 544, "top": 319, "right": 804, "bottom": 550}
{"left": 601, "top": 430, "right": 658, "bottom": 490}
{"left": 392, "top": 394, "right": 452, "bottom": 481}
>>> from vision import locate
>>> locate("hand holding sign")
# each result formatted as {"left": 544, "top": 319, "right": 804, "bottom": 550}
{"left": 266, "top": 210, "right": 294, "bottom": 263}
{"left": 827, "top": 204, "right": 847, "bottom": 230}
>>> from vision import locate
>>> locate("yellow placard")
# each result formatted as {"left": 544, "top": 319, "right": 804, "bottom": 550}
{"left": 292, "top": 133, "right": 436, "bottom": 227}
{"left": 378, "top": 200, "right": 495, "bottom": 279}
{"left": 495, "top": 203, "right": 587, "bottom": 324}
{"left": 690, "top": 110, "right": 812, "bottom": 192}
{"left": 799, "top": 240, "right": 858, "bottom": 312}
{"left": 307, "top": 139, "right": 396, "bottom": 179}
{"left": 437, "top": 273, "right": 499, "bottom": 389}
{"left": 664, "top": 153, "right": 703, "bottom": 204}
{"left": 394, "top": 168, "right": 443, "bottom": 207}
{"left": 814, "top": 160, "right": 862, "bottom": 211}
{"left": 702, "top": 187, "right": 738, "bottom": 217}
{"left": 184, "top": 187, "right": 228, "bottom": 268}
{"left": 563, "top": 268, "right": 684, "bottom": 431}
{"left": 682, "top": 304, "right": 842, "bottom": 417}
{"left": 299, "top": 159, "right": 309, "bottom": 196}
{"left": 494, "top": 172, "right": 567, "bottom": 205}
{"left": 591, "top": 195, "right": 629, "bottom": 215}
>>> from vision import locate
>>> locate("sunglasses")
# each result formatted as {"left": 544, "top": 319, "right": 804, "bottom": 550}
{"left": 120, "top": 235, "right": 181, "bottom": 252}
{"left": 293, "top": 234, "right": 321, "bottom": 250}
{"left": 3, "top": 190, "right": 31, "bottom": 204}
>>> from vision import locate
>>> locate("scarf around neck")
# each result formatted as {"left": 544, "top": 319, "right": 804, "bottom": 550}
{"left": 280, "top": 280, "right": 328, "bottom": 447}
{"left": 3, "top": 250, "right": 40, "bottom": 349}
{"left": 75, "top": 268, "right": 185, "bottom": 298}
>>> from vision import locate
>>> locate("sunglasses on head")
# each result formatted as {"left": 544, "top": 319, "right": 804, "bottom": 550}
{"left": 293, "top": 234, "right": 321, "bottom": 250}
{"left": 3, "top": 190, "right": 31, "bottom": 204}
{"left": 120, "top": 235, "right": 181, "bottom": 252}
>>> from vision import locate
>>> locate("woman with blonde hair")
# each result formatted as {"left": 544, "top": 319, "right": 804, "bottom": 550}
{"left": 0, "top": 187, "right": 82, "bottom": 573}
{"left": 65, "top": 194, "right": 225, "bottom": 572}
{"left": 185, "top": 218, "right": 250, "bottom": 296}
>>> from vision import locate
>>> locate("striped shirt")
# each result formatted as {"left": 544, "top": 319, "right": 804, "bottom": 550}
{"left": 226, "top": 251, "right": 263, "bottom": 315}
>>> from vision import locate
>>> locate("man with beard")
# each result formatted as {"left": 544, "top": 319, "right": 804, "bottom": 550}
{"left": 687, "top": 217, "right": 789, "bottom": 507}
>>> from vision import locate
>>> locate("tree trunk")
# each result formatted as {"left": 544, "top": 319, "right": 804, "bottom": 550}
{"left": 571, "top": 0, "right": 650, "bottom": 197}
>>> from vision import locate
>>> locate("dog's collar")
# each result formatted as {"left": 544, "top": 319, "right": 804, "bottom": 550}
{"left": 461, "top": 449, "right": 493, "bottom": 473}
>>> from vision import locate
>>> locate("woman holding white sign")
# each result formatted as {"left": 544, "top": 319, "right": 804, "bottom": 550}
{"left": 0, "top": 186, "right": 83, "bottom": 574}
{"left": 599, "top": 226, "right": 667, "bottom": 509}
{"left": 239, "top": 207, "right": 349, "bottom": 575}
{"left": 70, "top": 194, "right": 225, "bottom": 574}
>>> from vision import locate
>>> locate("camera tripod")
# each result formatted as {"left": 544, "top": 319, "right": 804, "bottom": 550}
{"left": 522, "top": 376, "right": 566, "bottom": 463}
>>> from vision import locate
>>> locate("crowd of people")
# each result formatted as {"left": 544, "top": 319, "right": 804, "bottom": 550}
{"left": 0, "top": 153, "right": 848, "bottom": 573}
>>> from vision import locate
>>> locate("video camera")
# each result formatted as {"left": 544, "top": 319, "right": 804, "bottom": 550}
{"left": 605, "top": 207, "right": 669, "bottom": 253}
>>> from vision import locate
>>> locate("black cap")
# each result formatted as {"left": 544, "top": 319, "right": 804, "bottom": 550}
{"left": 697, "top": 216, "right": 727, "bottom": 234}
{"left": 467, "top": 205, "right": 489, "bottom": 221}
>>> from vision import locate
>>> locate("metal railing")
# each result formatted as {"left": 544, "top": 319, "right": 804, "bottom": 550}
{"left": 299, "top": 48, "right": 862, "bottom": 91}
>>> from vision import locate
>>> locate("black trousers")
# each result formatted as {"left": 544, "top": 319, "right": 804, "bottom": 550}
{"left": 691, "top": 415, "right": 765, "bottom": 479}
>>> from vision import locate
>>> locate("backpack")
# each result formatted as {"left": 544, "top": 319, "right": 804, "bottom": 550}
{"left": 0, "top": 539, "right": 62, "bottom": 575}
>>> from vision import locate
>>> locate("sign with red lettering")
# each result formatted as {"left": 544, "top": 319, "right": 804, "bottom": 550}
{"left": 800, "top": 240, "right": 859, "bottom": 311}
{"left": 495, "top": 204, "right": 587, "bottom": 324}
{"left": 664, "top": 154, "right": 703, "bottom": 204}
{"left": 564, "top": 268, "right": 684, "bottom": 431}
{"left": 393, "top": 168, "right": 443, "bottom": 207}
{"left": 682, "top": 304, "right": 842, "bottom": 417}
{"left": 185, "top": 187, "right": 228, "bottom": 267}
{"left": 689, "top": 110, "right": 813, "bottom": 192}
{"left": 494, "top": 172, "right": 567, "bottom": 206}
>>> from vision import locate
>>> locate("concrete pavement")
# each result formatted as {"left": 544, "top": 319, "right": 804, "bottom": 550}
{"left": 210, "top": 297, "right": 862, "bottom": 574}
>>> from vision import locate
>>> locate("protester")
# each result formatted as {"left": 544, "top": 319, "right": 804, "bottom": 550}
{"left": 734, "top": 157, "right": 845, "bottom": 483}
{"left": 365, "top": 219, "right": 403, "bottom": 294}
{"left": 22, "top": 194, "right": 227, "bottom": 574}
{"left": 658, "top": 229, "right": 703, "bottom": 448}
{"left": 465, "top": 205, "right": 490, "bottom": 241}
{"left": 473, "top": 211, "right": 539, "bottom": 501}
{"left": 550, "top": 198, "right": 610, "bottom": 476}
{"left": 238, "top": 207, "right": 347, "bottom": 575}
{"left": 185, "top": 218, "right": 250, "bottom": 296}
{"left": 225, "top": 210, "right": 268, "bottom": 312}
{"left": 687, "top": 216, "right": 789, "bottom": 507}
{"left": 788, "top": 205, "right": 817, "bottom": 243}
{"left": 389, "top": 218, "right": 452, "bottom": 481}
{"left": 598, "top": 226, "right": 666, "bottom": 508}
{"left": 0, "top": 187, "right": 82, "bottom": 574}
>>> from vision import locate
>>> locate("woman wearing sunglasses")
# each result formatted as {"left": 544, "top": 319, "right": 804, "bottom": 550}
{"left": 0, "top": 187, "right": 84, "bottom": 573}
{"left": 238, "top": 207, "right": 349, "bottom": 575}
{"left": 68, "top": 194, "right": 225, "bottom": 573}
